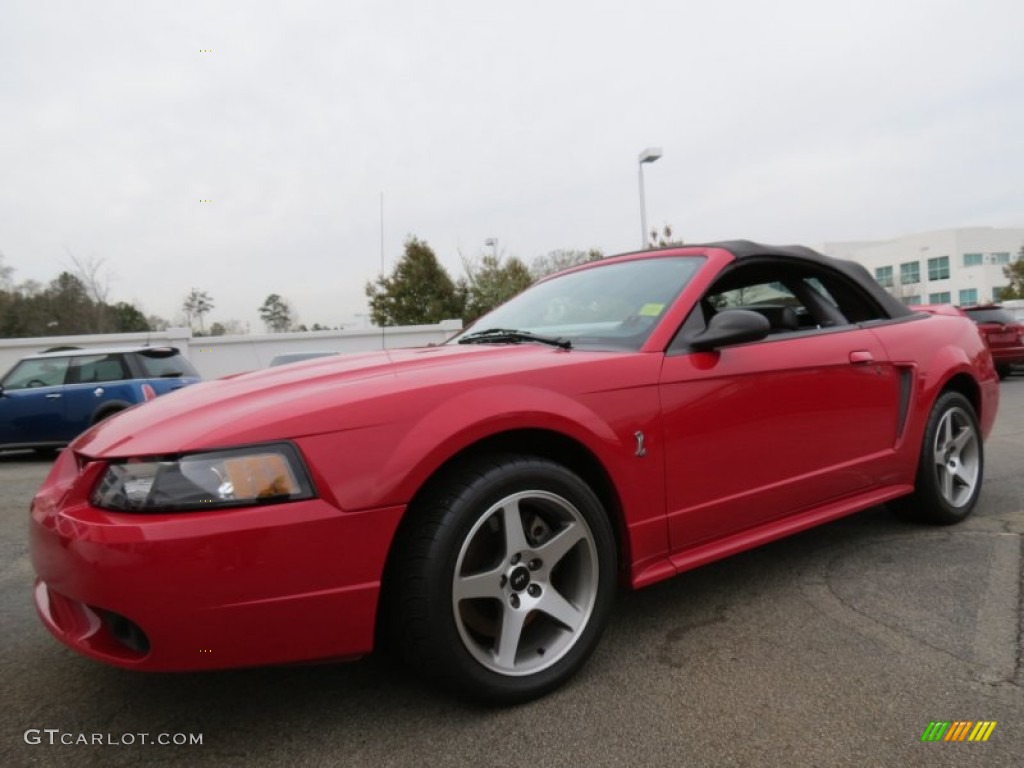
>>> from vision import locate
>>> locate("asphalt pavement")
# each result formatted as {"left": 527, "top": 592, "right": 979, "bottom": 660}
{"left": 2, "top": 379, "right": 1022, "bottom": 767}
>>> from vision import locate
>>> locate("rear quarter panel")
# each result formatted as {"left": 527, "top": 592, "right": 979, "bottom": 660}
{"left": 869, "top": 314, "right": 999, "bottom": 447}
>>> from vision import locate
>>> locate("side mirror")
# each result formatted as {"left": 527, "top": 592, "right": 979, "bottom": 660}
{"left": 689, "top": 309, "right": 770, "bottom": 351}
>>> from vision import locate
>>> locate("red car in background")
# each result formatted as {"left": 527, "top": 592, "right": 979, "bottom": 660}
{"left": 29, "top": 241, "right": 999, "bottom": 704}
{"left": 911, "top": 303, "right": 1023, "bottom": 379}
{"left": 961, "top": 305, "right": 1024, "bottom": 379}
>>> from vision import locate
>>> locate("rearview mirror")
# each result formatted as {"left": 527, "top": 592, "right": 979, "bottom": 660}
{"left": 689, "top": 309, "right": 770, "bottom": 351}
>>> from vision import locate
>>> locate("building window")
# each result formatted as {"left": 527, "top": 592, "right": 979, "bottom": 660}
{"left": 928, "top": 292, "right": 951, "bottom": 304}
{"left": 926, "top": 256, "right": 949, "bottom": 281}
{"left": 874, "top": 266, "right": 893, "bottom": 287}
{"left": 959, "top": 288, "right": 978, "bottom": 305}
{"left": 902, "top": 295, "right": 921, "bottom": 305}
{"left": 991, "top": 252, "right": 1011, "bottom": 265}
{"left": 963, "top": 253, "right": 983, "bottom": 267}
{"left": 899, "top": 261, "right": 920, "bottom": 285}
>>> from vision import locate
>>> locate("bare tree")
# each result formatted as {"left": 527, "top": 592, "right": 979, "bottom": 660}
{"left": 65, "top": 249, "right": 113, "bottom": 304}
{"left": 66, "top": 249, "right": 114, "bottom": 330}
{"left": 529, "top": 249, "right": 603, "bottom": 279}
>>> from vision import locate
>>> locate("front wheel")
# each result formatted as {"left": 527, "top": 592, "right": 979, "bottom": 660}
{"left": 893, "top": 391, "right": 983, "bottom": 525}
{"left": 382, "top": 455, "right": 617, "bottom": 704}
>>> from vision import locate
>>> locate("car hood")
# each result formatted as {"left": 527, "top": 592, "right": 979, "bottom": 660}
{"left": 73, "top": 344, "right": 618, "bottom": 457}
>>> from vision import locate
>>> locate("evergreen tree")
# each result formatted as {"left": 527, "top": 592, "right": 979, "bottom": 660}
{"left": 1000, "top": 244, "right": 1024, "bottom": 299}
{"left": 109, "top": 302, "right": 150, "bottom": 332}
{"left": 366, "top": 237, "right": 463, "bottom": 325}
{"left": 259, "top": 294, "right": 294, "bottom": 332}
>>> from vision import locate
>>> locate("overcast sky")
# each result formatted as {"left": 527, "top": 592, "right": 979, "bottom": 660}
{"left": 1, "top": 0, "right": 1021, "bottom": 331}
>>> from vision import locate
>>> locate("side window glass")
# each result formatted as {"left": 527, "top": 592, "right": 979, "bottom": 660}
{"left": 1, "top": 358, "right": 71, "bottom": 390}
{"left": 70, "top": 355, "right": 128, "bottom": 384}
{"left": 706, "top": 280, "right": 806, "bottom": 332}
{"left": 810, "top": 273, "right": 889, "bottom": 323}
{"left": 669, "top": 262, "right": 862, "bottom": 353}
{"left": 804, "top": 277, "right": 838, "bottom": 307}
{"left": 711, "top": 280, "right": 798, "bottom": 309}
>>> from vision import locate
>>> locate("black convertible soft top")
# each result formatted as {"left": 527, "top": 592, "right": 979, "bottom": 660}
{"left": 644, "top": 239, "right": 913, "bottom": 320}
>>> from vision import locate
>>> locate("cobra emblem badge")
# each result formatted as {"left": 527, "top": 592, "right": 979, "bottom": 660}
{"left": 634, "top": 430, "right": 647, "bottom": 457}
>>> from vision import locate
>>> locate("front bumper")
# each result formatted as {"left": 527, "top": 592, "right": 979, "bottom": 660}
{"left": 29, "top": 450, "right": 404, "bottom": 671}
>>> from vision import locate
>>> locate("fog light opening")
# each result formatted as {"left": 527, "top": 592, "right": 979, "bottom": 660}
{"left": 103, "top": 611, "right": 151, "bottom": 655}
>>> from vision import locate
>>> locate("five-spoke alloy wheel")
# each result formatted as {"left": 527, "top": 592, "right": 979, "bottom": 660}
{"left": 895, "top": 391, "right": 984, "bottom": 524}
{"left": 383, "top": 455, "right": 616, "bottom": 704}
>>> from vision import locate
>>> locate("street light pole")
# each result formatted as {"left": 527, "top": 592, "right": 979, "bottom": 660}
{"left": 638, "top": 147, "right": 662, "bottom": 249}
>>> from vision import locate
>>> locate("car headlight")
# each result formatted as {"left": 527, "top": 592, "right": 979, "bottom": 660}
{"left": 91, "top": 443, "right": 315, "bottom": 512}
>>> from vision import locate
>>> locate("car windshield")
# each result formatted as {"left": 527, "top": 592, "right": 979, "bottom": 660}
{"left": 451, "top": 256, "right": 704, "bottom": 351}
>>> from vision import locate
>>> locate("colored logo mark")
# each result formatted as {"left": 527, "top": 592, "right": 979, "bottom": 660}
{"left": 920, "top": 721, "right": 996, "bottom": 742}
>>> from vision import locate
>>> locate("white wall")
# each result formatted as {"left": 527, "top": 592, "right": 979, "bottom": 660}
{"left": 0, "top": 320, "right": 463, "bottom": 381}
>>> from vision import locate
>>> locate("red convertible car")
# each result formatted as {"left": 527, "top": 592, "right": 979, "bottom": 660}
{"left": 29, "top": 241, "right": 999, "bottom": 703}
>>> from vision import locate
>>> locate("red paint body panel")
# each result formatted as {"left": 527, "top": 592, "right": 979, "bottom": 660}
{"left": 28, "top": 247, "right": 1000, "bottom": 672}
{"left": 31, "top": 451, "right": 403, "bottom": 667}
{"left": 660, "top": 326, "right": 901, "bottom": 552}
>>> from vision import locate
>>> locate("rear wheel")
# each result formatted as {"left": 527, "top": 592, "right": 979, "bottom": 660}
{"left": 893, "top": 391, "right": 983, "bottom": 525}
{"left": 382, "top": 455, "right": 616, "bottom": 704}
{"left": 996, "top": 364, "right": 1011, "bottom": 380}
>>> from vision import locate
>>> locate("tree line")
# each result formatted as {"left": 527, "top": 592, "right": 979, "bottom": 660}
{"left": 365, "top": 238, "right": 605, "bottom": 326}
{"left": 0, "top": 251, "right": 327, "bottom": 338}
{"left": 0, "top": 234, "right": 651, "bottom": 339}
{"left": 0, "top": 252, "right": 151, "bottom": 338}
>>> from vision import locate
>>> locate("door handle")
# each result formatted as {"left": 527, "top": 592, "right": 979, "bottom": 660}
{"left": 849, "top": 350, "right": 875, "bottom": 364}
{"left": 93, "top": 387, "right": 105, "bottom": 396}
{"left": 45, "top": 393, "right": 62, "bottom": 399}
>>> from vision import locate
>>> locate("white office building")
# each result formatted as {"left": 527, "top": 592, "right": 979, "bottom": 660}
{"left": 821, "top": 227, "right": 1024, "bottom": 307}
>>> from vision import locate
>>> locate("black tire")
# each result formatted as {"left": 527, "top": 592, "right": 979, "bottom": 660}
{"left": 381, "top": 454, "right": 617, "bottom": 704}
{"left": 995, "top": 364, "right": 1011, "bottom": 380}
{"left": 91, "top": 407, "right": 124, "bottom": 425}
{"left": 893, "top": 391, "right": 983, "bottom": 525}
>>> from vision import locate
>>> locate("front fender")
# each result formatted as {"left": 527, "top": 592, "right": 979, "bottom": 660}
{"left": 382, "top": 384, "right": 626, "bottom": 505}
{"left": 301, "top": 384, "right": 640, "bottom": 514}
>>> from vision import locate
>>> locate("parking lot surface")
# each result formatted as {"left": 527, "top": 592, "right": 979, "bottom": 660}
{"left": 2, "top": 380, "right": 1022, "bottom": 767}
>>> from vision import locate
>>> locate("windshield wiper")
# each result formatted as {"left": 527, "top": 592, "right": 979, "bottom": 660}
{"left": 457, "top": 328, "right": 572, "bottom": 349}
